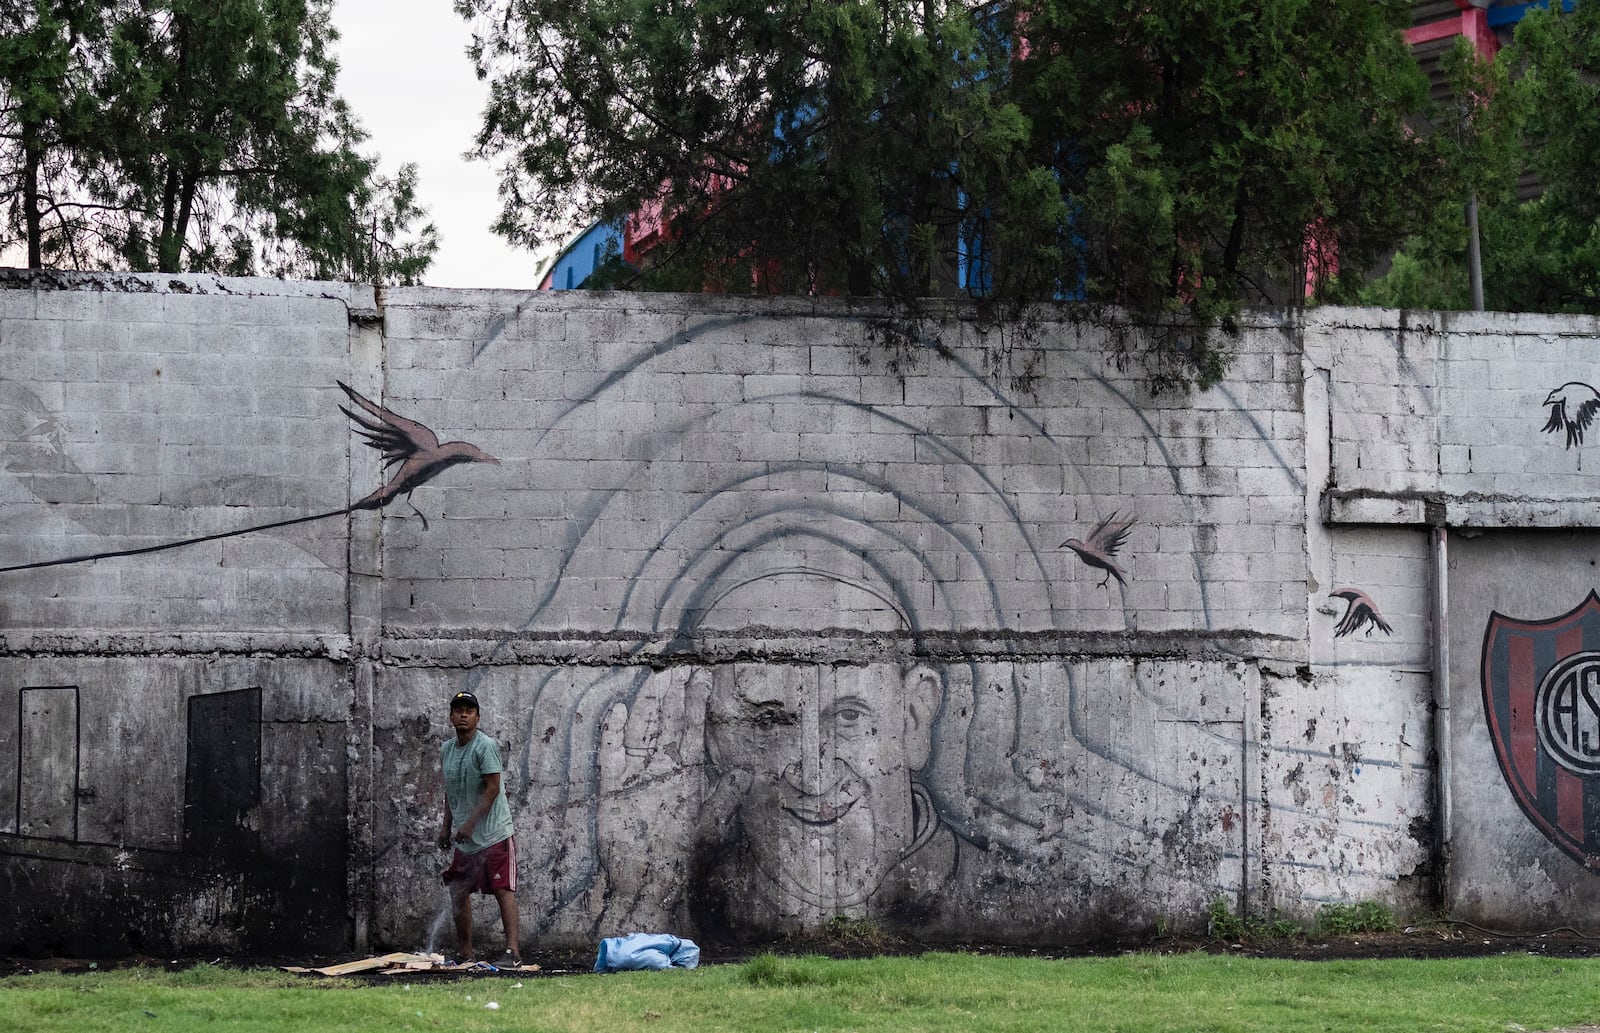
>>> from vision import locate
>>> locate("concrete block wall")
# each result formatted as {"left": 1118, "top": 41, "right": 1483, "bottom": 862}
{"left": 0, "top": 275, "right": 363, "bottom": 649}
{"left": 1314, "top": 304, "right": 1600, "bottom": 929}
{"left": 3, "top": 271, "right": 1597, "bottom": 954}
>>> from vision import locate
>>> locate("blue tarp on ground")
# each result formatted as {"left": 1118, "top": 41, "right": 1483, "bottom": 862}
{"left": 593, "top": 932, "right": 701, "bottom": 972}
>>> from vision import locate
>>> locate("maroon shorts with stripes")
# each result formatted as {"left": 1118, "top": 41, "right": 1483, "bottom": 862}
{"left": 441, "top": 836, "right": 516, "bottom": 894}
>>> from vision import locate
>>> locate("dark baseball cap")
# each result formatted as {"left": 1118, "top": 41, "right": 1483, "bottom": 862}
{"left": 449, "top": 691, "right": 480, "bottom": 710}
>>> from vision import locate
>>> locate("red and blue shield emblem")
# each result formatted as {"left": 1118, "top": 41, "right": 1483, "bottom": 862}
{"left": 1482, "top": 591, "right": 1600, "bottom": 869}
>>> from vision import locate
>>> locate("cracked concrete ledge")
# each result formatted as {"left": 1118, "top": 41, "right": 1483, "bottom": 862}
{"left": 0, "top": 631, "right": 353, "bottom": 659}
{"left": 1326, "top": 489, "right": 1600, "bottom": 528}
{"left": 0, "top": 267, "right": 378, "bottom": 322}
{"left": 371, "top": 628, "right": 1304, "bottom": 667}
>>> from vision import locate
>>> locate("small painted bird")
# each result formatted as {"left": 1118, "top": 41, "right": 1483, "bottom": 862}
{"left": 338, "top": 381, "right": 499, "bottom": 527}
{"left": 1060, "top": 511, "right": 1135, "bottom": 588}
{"left": 1329, "top": 587, "right": 1393, "bottom": 639}
{"left": 1541, "top": 381, "right": 1600, "bottom": 449}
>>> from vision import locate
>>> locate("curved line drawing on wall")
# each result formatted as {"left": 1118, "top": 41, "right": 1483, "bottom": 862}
{"left": 1052, "top": 362, "right": 1412, "bottom": 837}
{"left": 461, "top": 326, "right": 1280, "bottom": 936}
{"left": 0, "top": 381, "right": 496, "bottom": 574}
{"left": 1214, "top": 384, "right": 1306, "bottom": 495}
{"left": 1330, "top": 588, "right": 1393, "bottom": 639}
{"left": 444, "top": 313, "right": 1422, "bottom": 934}
{"left": 464, "top": 391, "right": 1096, "bottom": 672}
{"left": 1542, "top": 382, "right": 1600, "bottom": 449}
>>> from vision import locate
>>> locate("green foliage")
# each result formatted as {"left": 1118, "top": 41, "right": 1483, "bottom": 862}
{"left": 0, "top": 0, "right": 108, "bottom": 268}
{"left": 1315, "top": 901, "right": 1399, "bottom": 936}
{"left": 1206, "top": 897, "right": 1249, "bottom": 941}
{"left": 0, "top": 0, "right": 436, "bottom": 282}
{"left": 1366, "top": 5, "right": 1600, "bottom": 314}
{"left": 1493, "top": 1, "right": 1600, "bottom": 312}
{"left": 459, "top": 0, "right": 1437, "bottom": 388}
{"left": 1206, "top": 897, "right": 1303, "bottom": 942}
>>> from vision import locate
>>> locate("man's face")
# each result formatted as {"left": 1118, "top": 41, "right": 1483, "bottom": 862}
{"left": 450, "top": 704, "right": 480, "bottom": 737}
{"left": 705, "top": 663, "right": 936, "bottom": 911}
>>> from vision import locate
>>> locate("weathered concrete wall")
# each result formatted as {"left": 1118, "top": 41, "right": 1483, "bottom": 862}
{"left": 1316, "top": 306, "right": 1600, "bottom": 929}
{"left": 1, "top": 272, "right": 1594, "bottom": 955}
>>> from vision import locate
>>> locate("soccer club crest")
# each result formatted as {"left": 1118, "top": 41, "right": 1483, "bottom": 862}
{"left": 1482, "top": 592, "right": 1600, "bottom": 869}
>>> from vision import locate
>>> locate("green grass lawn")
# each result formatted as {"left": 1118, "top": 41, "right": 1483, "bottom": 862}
{"left": 3, "top": 952, "right": 1598, "bottom": 1033}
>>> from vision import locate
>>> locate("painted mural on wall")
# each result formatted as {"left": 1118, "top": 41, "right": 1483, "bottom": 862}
{"left": 0, "top": 289, "right": 1439, "bottom": 951}
{"left": 1482, "top": 591, "right": 1600, "bottom": 869}
{"left": 361, "top": 308, "right": 1427, "bottom": 946}
{"left": 0, "top": 375, "right": 491, "bottom": 953}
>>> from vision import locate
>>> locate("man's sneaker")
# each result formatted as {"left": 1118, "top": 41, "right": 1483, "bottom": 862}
{"left": 500, "top": 949, "right": 523, "bottom": 969}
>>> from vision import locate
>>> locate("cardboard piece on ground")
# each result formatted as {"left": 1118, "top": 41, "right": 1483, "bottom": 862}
{"left": 313, "top": 952, "right": 440, "bottom": 977}
{"left": 294, "top": 952, "right": 537, "bottom": 977}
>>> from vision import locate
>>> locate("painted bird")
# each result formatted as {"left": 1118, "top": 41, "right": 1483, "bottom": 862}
{"left": 1542, "top": 381, "right": 1600, "bottom": 449}
{"left": 1329, "top": 587, "right": 1393, "bottom": 639}
{"left": 1060, "top": 511, "right": 1135, "bottom": 588}
{"left": 338, "top": 381, "right": 499, "bottom": 527}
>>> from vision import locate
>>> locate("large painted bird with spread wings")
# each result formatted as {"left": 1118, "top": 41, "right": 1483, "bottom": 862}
{"left": 339, "top": 381, "right": 499, "bottom": 526}
{"left": 1061, "top": 511, "right": 1135, "bottom": 588}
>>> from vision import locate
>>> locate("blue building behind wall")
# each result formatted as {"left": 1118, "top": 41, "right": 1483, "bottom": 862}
{"left": 539, "top": 221, "right": 626, "bottom": 290}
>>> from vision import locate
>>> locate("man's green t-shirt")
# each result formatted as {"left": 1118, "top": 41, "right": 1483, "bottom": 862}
{"left": 441, "top": 731, "right": 514, "bottom": 854}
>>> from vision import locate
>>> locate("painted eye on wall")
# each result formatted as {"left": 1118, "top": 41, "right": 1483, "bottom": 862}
{"left": 826, "top": 697, "right": 872, "bottom": 735}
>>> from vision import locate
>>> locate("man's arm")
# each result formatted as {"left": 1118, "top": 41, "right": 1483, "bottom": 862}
{"left": 437, "top": 772, "right": 454, "bottom": 850}
{"left": 453, "top": 771, "right": 501, "bottom": 844}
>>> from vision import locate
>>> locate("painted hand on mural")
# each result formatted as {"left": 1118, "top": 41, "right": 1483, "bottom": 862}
{"left": 596, "top": 667, "right": 717, "bottom": 930}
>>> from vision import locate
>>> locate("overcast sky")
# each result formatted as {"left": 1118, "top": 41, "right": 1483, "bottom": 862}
{"left": 331, "top": 0, "right": 556, "bottom": 289}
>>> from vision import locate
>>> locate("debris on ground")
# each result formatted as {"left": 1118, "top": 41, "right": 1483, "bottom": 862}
{"left": 279, "top": 952, "right": 541, "bottom": 977}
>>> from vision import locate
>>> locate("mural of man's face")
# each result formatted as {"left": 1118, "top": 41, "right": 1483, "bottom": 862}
{"left": 704, "top": 663, "right": 942, "bottom": 913}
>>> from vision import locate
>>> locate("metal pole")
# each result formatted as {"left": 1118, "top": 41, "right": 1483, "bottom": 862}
{"left": 1466, "top": 193, "right": 1485, "bottom": 311}
{"left": 1432, "top": 527, "right": 1453, "bottom": 898}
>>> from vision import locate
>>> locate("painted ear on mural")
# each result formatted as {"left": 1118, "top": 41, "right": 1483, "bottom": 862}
{"left": 1329, "top": 587, "right": 1393, "bottom": 639}
{"left": 1059, "top": 510, "right": 1134, "bottom": 588}
{"left": 902, "top": 666, "right": 944, "bottom": 773}
{"left": 1541, "top": 382, "right": 1600, "bottom": 450}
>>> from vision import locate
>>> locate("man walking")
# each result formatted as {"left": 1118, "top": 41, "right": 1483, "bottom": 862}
{"left": 437, "top": 690, "right": 521, "bottom": 966}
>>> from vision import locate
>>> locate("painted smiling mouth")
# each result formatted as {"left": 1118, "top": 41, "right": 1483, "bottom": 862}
{"left": 778, "top": 775, "right": 864, "bottom": 826}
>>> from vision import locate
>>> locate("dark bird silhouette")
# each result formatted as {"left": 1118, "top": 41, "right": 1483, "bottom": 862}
{"left": 339, "top": 381, "right": 499, "bottom": 528}
{"left": 1542, "top": 382, "right": 1600, "bottom": 449}
{"left": 1330, "top": 587, "right": 1393, "bottom": 638}
{"left": 1060, "top": 511, "right": 1134, "bottom": 588}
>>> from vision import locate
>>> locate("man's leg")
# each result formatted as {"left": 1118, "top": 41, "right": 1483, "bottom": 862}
{"left": 449, "top": 877, "right": 475, "bottom": 961}
{"left": 494, "top": 888, "right": 520, "bottom": 964}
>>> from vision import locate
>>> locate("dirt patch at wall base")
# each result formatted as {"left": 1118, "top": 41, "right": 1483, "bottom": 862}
{"left": 6, "top": 923, "right": 1600, "bottom": 978}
